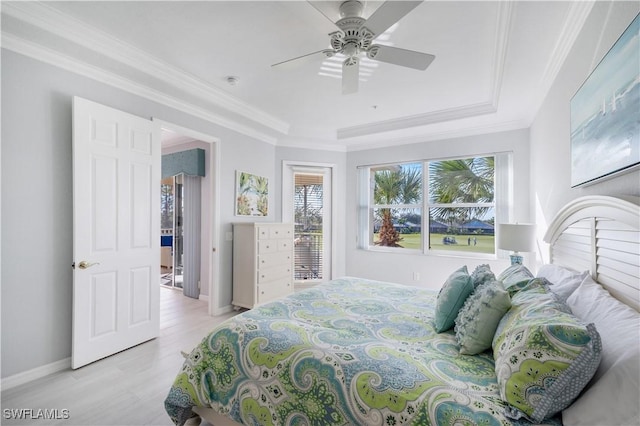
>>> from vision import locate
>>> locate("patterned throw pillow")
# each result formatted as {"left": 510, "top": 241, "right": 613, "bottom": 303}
{"left": 454, "top": 280, "right": 511, "bottom": 355}
{"left": 492, "top": 283, "right": 601, "bottom": 423}
{"left": 470, "top": 264, "right": 495, "bottom": 288}
{"left": 434, "top": 266, "right": 474, "bottom": 333}
{"left": 497, "top": 264, "right": 534, "bottom": 295}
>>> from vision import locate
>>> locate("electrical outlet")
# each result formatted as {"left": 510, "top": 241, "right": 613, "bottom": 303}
{"left": 413, "top": 272, "right": 420, "bottom": 281}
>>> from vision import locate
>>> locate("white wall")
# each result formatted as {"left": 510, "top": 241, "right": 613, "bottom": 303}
{"left": 530, "top": 2, "right": 640, "bottom": 264}
{"left": 345, "top": 129, "right": 532, "bottom": 290}
{"left": 0, "top": 49, "right": 278, "bottom": 378}
{"left": 218, "top": 138, "right": 277, "bottom": 308}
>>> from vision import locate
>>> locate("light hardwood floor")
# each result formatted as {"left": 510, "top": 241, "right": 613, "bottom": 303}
{"left": 1, "top": 287, "right": 238, "bottom": 426}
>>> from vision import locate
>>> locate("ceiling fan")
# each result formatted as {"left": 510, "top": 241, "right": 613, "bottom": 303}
{"left": 272, "top": 0, "right": 435, "bottom": 95}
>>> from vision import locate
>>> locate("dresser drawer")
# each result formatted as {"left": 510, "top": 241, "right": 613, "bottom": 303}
{"left": 258, "top": 251, "right": 292, "bottom": 269}
{"left": 257, "top": 278, "right": 292, "bottom": 304}
{"left": 257, "top": 264, "right": 292, "bottom": 283}
{"left": 256, "top": 226, "right": 271, "bottom": 239}
{"left": 277, "top": 239, "right": 292, "bottom": 252}
{"left": 269, "top": 225, "right": 292, "bottom": 239}
{"left": 257, "top": 239, "right": 279, "bottom": 254}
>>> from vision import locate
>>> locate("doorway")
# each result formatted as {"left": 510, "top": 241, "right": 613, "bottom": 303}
{"left": 282, "top": 162, "right": 336, "bottom": 286}
{"left": 157, "top": 120, "right": 220, "bottom": 316}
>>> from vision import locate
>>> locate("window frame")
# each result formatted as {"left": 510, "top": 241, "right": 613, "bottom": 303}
{"left": 358, "top": 152, "right": 511, "bottom": 259}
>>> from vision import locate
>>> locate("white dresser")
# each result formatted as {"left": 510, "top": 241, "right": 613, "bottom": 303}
{"left": 232, "top": 222, "right": 294, "bottom": 309}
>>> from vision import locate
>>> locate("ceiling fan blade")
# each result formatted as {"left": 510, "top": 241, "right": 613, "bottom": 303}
{"left": 367, "top": 44, "right": 435, "bottom": 70}
{"left": 361, "top": 1, "right": 423, "bottom": 38}
{"left": 307, "top": 1, "right": 343, "bottom": 29}
{"left": 342, "top": 57, "right": 359, "bottom": 95}
{"left": 272, "top": 49, "right": 333, "bottom": 70}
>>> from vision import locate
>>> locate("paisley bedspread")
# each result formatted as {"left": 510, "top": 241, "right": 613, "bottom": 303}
{"left": 164, "top": 277, "right": 561, "bottom": 426}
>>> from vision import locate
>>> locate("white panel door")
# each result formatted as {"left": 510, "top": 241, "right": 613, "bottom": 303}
{"left": 72, "top": 97, "right": 160, "bottom": 369}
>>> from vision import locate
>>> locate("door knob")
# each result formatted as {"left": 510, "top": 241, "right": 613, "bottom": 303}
{"left": 78, "top": 261, "right": 100, "bottom": 270}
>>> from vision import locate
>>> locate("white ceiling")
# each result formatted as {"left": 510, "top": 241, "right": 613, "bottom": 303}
{"left": 1, "top": 1, "right": 593, "bottom": 151}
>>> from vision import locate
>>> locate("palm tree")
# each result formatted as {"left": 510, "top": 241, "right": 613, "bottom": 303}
{"left": 295, "top": 183, "right": 323, "bottom": 231}
{"left": 373, "top": 165, "right": 422, "bottom": 247}
{"left": 429, "top": 157, "right": 494, "bottom": 227}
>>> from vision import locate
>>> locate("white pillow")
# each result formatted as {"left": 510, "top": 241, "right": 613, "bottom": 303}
{"left": 536, "top": 264, "right": 588, "bottom": 302}
{"left": 562, "top": 275, "right": 640, "bottom": 425}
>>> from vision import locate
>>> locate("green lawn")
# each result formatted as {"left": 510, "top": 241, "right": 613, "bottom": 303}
{"left": 374, "top": 233, "right": 495, "bottom": 254}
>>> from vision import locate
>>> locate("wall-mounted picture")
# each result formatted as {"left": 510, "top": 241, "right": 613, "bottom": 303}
{"left": 570, "top": 13, "right": 639, "bottom": 187}
{"left": 236, "top": 171, "right": 269, "bottom": 216}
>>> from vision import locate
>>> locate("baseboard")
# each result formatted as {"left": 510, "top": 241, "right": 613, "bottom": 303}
{"left": 213, "top": 304, "right": 234, "bottom": 316}
{"left": 1, "top": 357, "right": 71, "bottom": 391}
{"left": 198, "top": 293, "right": 209, "bottom": 302}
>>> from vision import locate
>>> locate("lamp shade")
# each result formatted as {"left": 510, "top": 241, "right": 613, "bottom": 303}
{"left": 497, "top": 223, "right": 536, "bottom": 252}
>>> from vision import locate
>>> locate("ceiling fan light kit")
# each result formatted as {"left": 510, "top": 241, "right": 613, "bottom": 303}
{"left": 272, "top": 0, "right": 435, "bottom": 95}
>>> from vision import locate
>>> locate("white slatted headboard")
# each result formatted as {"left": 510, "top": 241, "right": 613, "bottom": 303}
{"left": 543, "top": 195, "right": 640, "bottom": 311}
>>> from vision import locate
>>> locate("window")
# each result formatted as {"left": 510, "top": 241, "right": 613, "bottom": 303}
{"left": 294, "top": 173, "right": 325, "bottom": 281}
{"left": 359, "top": 154, "right": 510, "bottom": 256}
{"left": 282, "top": 162, "right": 334, "bottom": 284}
{"left": 370, "top": 163, "right": 423, "bottom": 249}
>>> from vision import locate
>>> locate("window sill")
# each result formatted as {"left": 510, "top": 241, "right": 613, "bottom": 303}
{"left": 360, "top": 246, "right": 498, "bottom": 261}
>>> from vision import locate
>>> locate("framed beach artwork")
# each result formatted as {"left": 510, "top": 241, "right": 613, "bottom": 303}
{"left": 235, "top": 171, "right": 269, "bottom": 216}
{"left": 570, "top": 13, "right": 639, "bottom": 187}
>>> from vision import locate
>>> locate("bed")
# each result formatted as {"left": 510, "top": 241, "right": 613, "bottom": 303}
{"left": 165, "top": 195, "right": 639, "bottom": 426}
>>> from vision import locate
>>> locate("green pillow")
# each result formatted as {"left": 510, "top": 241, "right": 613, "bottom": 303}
{"left": 470, "top": 264, "right": 495, "bottom": 288}
{"left": 454, "top": 280, "right": 511, "bottom": 355}
{"left": 434, "top": 266, "right": 474, "bottom": 332}
{"left": 497, "top": 264, "right": 534, "bottom": 295}
{"left": 492, "top": 284, "right": 601, "bottom": 423}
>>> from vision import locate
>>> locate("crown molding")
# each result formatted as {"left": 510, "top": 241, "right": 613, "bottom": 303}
{"left": 488, "top": 0, "right": 514, "bottom": 109}
{"left": 337, "top": 102, "right": 497, "bottom": 140}
{"left": 274, "top": 138, "right": 348, "bottom": 153}
{"left": 2, "top": 32, "right": 279, "bottom": 145}
{"left": 336, "top": 1, "right": 514, "bottom": 140}
{"left": 1, "top": 1, "right": 290, "bottom": 136}
{"left": 344, "top": 118, "right": 530, "bottom": 152}
{"left": 539, "top": 1, "right": 595, "bottom": 95}
{"left": 1, "top": 1, "right": 577, "bottom": 151}
{"left": 517, "top": 1, "right": 594, "bottom": 125}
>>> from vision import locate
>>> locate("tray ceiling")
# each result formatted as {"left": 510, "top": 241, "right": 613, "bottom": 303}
{"left": 1, "top": 1, "right": 593, "bottom": 150}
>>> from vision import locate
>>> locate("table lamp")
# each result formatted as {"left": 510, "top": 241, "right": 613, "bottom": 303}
{"left": 497, "top": 223, "right": 535, "bottom": 265}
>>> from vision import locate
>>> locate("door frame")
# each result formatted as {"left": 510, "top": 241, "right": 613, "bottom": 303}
{"left": 282, "top": 161, "right": 338, "bottom": 284}
{"left": 153, "top": 119, "right": 221, "bottom": 316}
